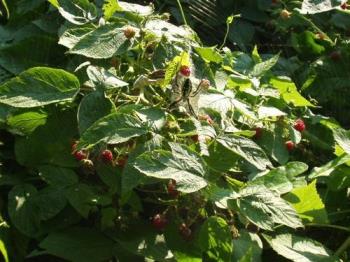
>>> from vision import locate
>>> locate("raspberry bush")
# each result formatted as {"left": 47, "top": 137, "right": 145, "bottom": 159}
{"left": 0, "top": 1, "right": 349, "bottom": 261}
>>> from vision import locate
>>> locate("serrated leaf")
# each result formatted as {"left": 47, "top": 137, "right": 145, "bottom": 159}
{"left": 309, "top": 153, "right": 350, "bottom": 179}
{"left": 78, "top": 112, "right": 149, "bottom": 150}
{"left": 69, "top": 23, "right": 132, "bottom": 59}
{"left": 0, "top": 67, "right": 80, "bottom": 108}
{"left": 194, "top": 47, "right": 223, "bottom": 64}
{"left": 39, "top": 227, "right": 119, "bottom": 262}
{"left": 250, "top": 54, "right": 279, "bottom": 77}
{"left": 55, "top": 0, "right": 97, "bottom": 25}
{"left": 7, "top": 110, "right": 47, "bottom": 135}
{"left": 134, "top": 143, "right": 207, "bottom": 193}
{"left": 86, "top": 66, "right": 128, "bottom": 89}
{"left": 263, "top": 233, "right": 340, "bottom": 262}
{"left": 233, "top": 185, "right": 303, "bottom": 231}
{"left": 258, "top": 106, "right": 286, "bottom": 119}
{"left": 64, "top": 184, "right": 96, "bottom": 218}
{"left": 58, "top": 24, "right": 95, "bottom": 49}
{"left": 327, "top": 165, "right": 350, "bottom": 191}
{"left": 78, "top": 90, "right": 115, "bottom": 134}
{"left": 284, "top": 180, "right": 328, "bottom": 224}
{"left": 270, "top": 77, "right": 314, "bottom": 107}
{"left": 301, "top": 0, "right": 340, "bottom": 14}
{"left": 198, "top": 216, "right": 233, "bottom": 262}
{"left": 8, "top": 184, "right": 41, "bottom": 237}
{"left": 103, "top": 0, "right": 122, "bottom": 20}
{"left": 119, "top": 1, "right": 153, "bottom": 15}
{"left": 38, "top": 166, "right": 79, "bottom": 188}
{"left": 217, "top": 135, "right": 272, "bottom": 171}
{"left": 232, "top": 230, "right": 263, "bottom": 262}
{"left": 333, "top": 128, "right": 350, "bottom": 154}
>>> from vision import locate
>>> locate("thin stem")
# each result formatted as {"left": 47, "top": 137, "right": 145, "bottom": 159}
{"left": 305, "top": 223, "right": 350, "bottom": 233}
{"left": 335, "top": 236, "right": 350, "bottom": 258}
{"left": 220, "top": 21, "right": 230, "bottom": 49}
{"left": 176, "top": 0, "right": 188, "bottom": 26}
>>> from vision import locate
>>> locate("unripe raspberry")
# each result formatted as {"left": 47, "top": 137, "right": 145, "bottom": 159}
{"left": 254, "top": 127, "right": 263, "bottom": 139}
{"left": 167, "top": 179, "right": 179, "bottom": 198}
{"left": 179, "top": 223, "right": 192, "bottom": 240}
{"left": 280, "top": 9, "right": 291, "bottom": 19}
{"left": 124, "top": 26, "right": 136, "bottom": 39}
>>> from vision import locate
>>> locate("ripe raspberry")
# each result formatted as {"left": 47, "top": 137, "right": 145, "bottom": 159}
{"left": 180, "top": 65, "right": 191, "bottom": 77}
{"left": 271, "top": 0, "right": 279, "bottom": 4}
{"left": 330, "top": 51, "right": 341, "bottom": 61}
{"left": 179, "top": 223, "right": 192, "bottom": 240}
{"left": 254, "top": 127, "right": 263, "bottom": 139}
{"left": 124, "top": 26, "right": 136, "bottom": 39}
{"left": 341, "top": 2, "right": 348, "bottom": 9}
{"left": 74, "top": 150, "right": 87, "bottom": 161}
{"left": 293, "top": 119, "right": 306, "bottom": 132}
{"left": 167, "top": 180, "right": 179, "bottom": 198}
{"left": 152, "top": 214, "right": 167, "bottom": 231}
{"left": 285, "top": 141, "right": 295, "bottom": 151}
{"left": 280, "top": 9, "right": 291, "bottom": 19}
{"left": 101, "top": 149, "right": 113, "bottom": 162}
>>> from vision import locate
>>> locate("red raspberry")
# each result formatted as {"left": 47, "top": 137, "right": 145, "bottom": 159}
{"left": 167, "top": 180, "right": 179, "bottom": 198}
{"left": 330, "top": 51, "right": 341, "bottom": 61}
{"left": 271, "top": 0, "right": 279, "bottom": 4}
{"left": 152, "top": 214, "right": 167, "bottom": 231}
{"left": 179, "top": 223, "right": 192, "bottom": 240}
{"left": 254, "top": 127, "right": 263, "bottom": 139}
{"left": 285, "top": 141, "right": 295, "bottom": 151}
{"left": 124, "top": 26, "right": 136, "bottom": 39}
{"left": 341, "top": 2, "right": 348, "bottom": 9}
{"left": 74, "top": 150, "right": 87, "bottom": 161}
{"left": 180, "top": 65, "right": 191, "bottom": 77}
{"left": 293, "top": 119, "right": 306, "bottom": 132}
{"left": 101, "top": 149, "right": 113, "bottom": 162}
{"left": 71, "top": 141, "right": 78, "bottom": 152}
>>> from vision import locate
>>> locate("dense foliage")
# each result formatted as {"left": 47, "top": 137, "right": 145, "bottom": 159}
{"left": 0, "top": 0, "right": 349, "bottom": 261}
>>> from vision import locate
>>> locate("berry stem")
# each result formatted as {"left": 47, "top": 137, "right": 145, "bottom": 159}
{"left": 176, "top": 0, "right": 188, "bottom": 26}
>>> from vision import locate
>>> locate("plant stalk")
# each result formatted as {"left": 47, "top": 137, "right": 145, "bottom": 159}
{"left": 176, "top": 0, "right": 188, "bottom": 26}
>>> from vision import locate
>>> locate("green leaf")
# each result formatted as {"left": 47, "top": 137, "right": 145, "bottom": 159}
{"left": 284, "top": 180, "right": 328, "bottom": 224}
{"left": 269, "top": 77, "right": 314, "bottom": 107}
{"left": 217, "top": 135, "right": 272, "bottom": 171}
{"left": 58, "top": 24, "right": 96, "bottom": 49}
{"left": 327, "top": 165, "right": 350, "bottom": 191}
{"left": 34, "top": 186, "right": 67, "bottom": 221}
{"left": 8, "top": 184, "right": 41, "bottom": 237}
{"left": 0, "top": 67, "right": 80, "bottom": 108}
{"left": 96, "top": 163, "right": 121, "bottom": 194}
{"left": 134, "top": 142, "right": 207, "bottom": 193}
{"left": 263, "top": 233, "right": 340, "bottom": 262}
{"left": 78, "top": 90, "right": 115, "bottom": 134}
{"left": 194, "top": 47, "right": 223, "bottom": 64}
{"left": 64, "top": 184, "right": 96, "bottom": 218}
{"left": 103, "top": 0, "right": 122, "bottom": 20}
{"left": 301, "top": 0, "right": 340, "bottom": 14}
{"left": 0, "top": 36, "right": 66, "bottom": 75}
{"left": 7, "top": 110, "right": 47, "bottom": 135}
{"left": 250, "top": 54, "right": 279, "bottom": 77}
{"left": 39, "top": 227, "right": 119, "bottom": 262}
{"left": 38, "top": 165, "right": 78, "bottom": 188}
{"left": 198, "top": 216, "right": 233, "bottom": 262}
{"left": 309, "top": 153, "right": 350, "bottom": 179}
{"left": 0, "top": 239, "right": 8, "bottom": 262}
{"left": 118, "top": 1, "right": 153, "bottom": 15}
{"left": 68, "top": 23, "right": 132, "bottom": 59}
{"left": 257, "top": 106, "right": 286, "bottom": 119}
{"left": 86, "top": 65, "right": 128, "bottom": 89}
{"left": 258, "top": 126, "right": 289, "bottom": 165}
{"left": 55, "top": 0, "right": 97, "bottom": 25}
{"left": 15, "top": 110, "right": 78, "bottom": 167}
{"left": 232, "top": 230, "right": 263, "bottom": 262}
{"left": 333, "top": 128, "right": 350, "bottom": 154}
{"left": 78, "top": 112, "right": 148, "bottom": 150}
{"left": 233, "top": 185, "right": 303, "bottom": 231}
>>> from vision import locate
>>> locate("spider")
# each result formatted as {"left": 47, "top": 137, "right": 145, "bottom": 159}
{"left": 168, "top": 77, "right": 206, "bottom": 116}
